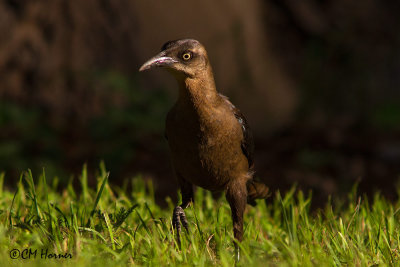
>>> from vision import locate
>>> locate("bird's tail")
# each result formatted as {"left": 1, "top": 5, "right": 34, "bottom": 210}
{"left": 246, "top": 179, "right": 269, "bottom": 206}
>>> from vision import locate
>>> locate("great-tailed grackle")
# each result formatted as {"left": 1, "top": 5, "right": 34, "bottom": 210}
{"left": 139, "top": 39, "right": 268, "bottom": 258}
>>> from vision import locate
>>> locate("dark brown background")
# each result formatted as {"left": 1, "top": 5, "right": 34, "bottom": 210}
{"left": 1, "top": 0, "right": 399, "bottom": 205}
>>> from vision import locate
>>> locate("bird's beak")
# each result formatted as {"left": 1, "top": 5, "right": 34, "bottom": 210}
{"left": 139, "top": 52, "right": 178, "bottom": 72}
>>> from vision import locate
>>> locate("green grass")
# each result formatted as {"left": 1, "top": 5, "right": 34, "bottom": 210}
{"left": 1, "top": 165, "right": 400, "bottom": 266}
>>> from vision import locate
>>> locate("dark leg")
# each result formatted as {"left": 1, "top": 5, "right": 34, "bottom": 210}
{"left": 226, "top": 179, "right": 247, "bottom": 262}
{"left": 172, "top": 174, "right": 193, "bottom": 246}
{"left": 179, "top": 175, "right": 194, "bottom": 209}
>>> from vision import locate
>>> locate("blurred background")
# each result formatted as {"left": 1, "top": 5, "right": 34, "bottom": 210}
{"left": 0, "top": 0, "right": 399, "bottom": 205}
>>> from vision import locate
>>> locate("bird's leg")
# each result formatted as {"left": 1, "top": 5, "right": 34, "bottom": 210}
{"left": 226, "top": 179, "right": 247, "bottom": 262}
{"left": 173, "top": 176, "right": 193, "bottom": 246}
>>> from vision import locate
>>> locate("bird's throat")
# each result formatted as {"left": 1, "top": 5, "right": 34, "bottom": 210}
{"left": 178, "top": 72, "right": 218, "bottom": 108}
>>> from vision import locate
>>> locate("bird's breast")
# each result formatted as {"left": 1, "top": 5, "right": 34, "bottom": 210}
{"left": 165, "top": 104, "right": 248, "bottom": 191}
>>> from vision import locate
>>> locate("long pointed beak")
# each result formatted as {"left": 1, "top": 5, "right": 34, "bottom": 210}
{"left": 139, "top": 52, "right": 178, "bottom": 72}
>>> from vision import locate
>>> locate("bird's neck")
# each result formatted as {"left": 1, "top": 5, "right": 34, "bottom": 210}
{"left": 177, "top": 69, "right": 219, "bottom": 108}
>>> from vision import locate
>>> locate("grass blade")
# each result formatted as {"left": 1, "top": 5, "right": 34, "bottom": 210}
{"left": 86, "top": 172, "right": 109, "bottom": 227}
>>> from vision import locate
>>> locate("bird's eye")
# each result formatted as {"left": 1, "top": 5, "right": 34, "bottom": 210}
{"left": 182, "top": 52, "right": 192, "bottom": 61}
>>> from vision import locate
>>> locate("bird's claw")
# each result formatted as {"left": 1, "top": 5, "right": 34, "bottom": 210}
{"left": 172, "top": 206, "right": 189, "bottom": 246}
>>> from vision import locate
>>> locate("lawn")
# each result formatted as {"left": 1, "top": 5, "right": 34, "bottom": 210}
{"left": 1, "top": 164, "right": 399, "bottom": 266}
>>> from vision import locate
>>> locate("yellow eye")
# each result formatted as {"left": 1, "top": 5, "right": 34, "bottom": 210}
{"left": 182, "top": 52, "right": 191, "bottom": 61}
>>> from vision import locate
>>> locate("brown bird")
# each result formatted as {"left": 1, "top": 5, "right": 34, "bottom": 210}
{"left": 139, "top": 39, "right": 268, "bottom": 259}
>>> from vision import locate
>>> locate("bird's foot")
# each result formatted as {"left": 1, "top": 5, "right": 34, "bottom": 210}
{"left": 172, "top": 206, "right": 189, "bottom": 246}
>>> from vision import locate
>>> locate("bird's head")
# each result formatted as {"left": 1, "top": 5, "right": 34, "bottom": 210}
{"left": 139, "top": 39, "right": 210, "bottom": 78}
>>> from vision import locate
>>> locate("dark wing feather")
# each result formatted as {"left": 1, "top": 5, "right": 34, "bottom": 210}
{"left": 220, "top": 94, "right": 255, "bottom": 169}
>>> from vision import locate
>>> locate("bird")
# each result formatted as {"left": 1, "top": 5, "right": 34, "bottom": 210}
{"left": 139, "top": 39, "right": 269, "bottom": 260}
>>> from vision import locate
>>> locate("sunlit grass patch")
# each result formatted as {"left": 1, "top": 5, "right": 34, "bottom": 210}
{"left": 0, "top": 165, "right": 399, "bottom": 266}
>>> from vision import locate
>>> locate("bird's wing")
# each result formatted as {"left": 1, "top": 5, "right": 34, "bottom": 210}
{"left": 219, "top": 94, "right": 255, "bottom": 169}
